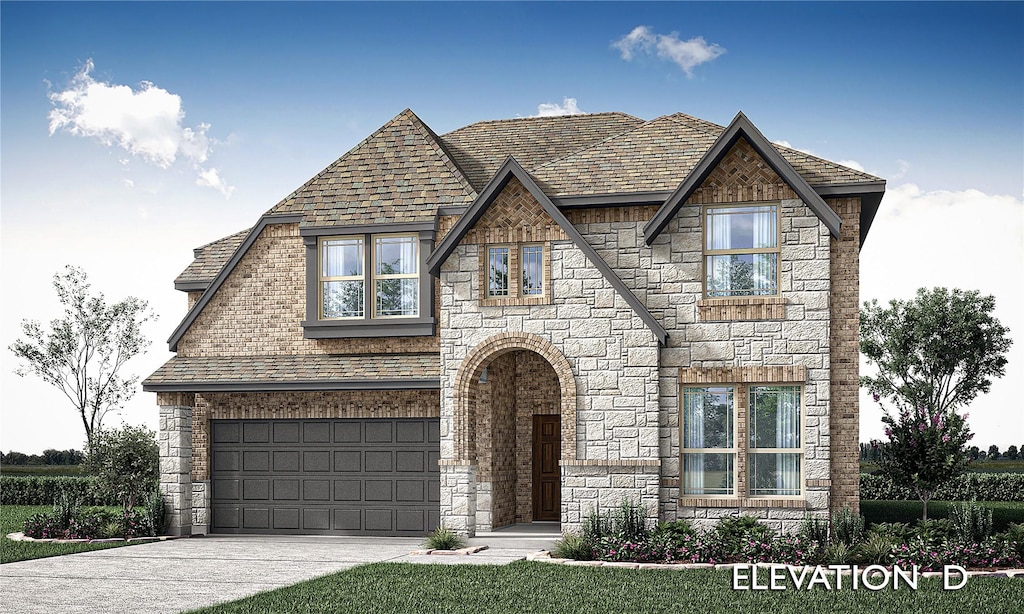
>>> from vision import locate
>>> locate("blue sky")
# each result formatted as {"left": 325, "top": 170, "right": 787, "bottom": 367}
{"left": 2, "top": 2, "right": 1022, "bottom": 453}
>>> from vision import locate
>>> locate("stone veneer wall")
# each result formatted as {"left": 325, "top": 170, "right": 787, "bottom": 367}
{"left": 569, "top": 139, "right": 835, "bottom": 533}
{"left": 438, "top": 181, "right": 662, "bottom": 534}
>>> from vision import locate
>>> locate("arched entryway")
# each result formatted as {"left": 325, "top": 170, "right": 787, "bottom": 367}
{"left": 452, "top": 332, "right": 576, "bottom": 530}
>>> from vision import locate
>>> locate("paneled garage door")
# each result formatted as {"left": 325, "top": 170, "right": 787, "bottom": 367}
{"left": 210, "top": 418, "right": 440, "bottom": 536}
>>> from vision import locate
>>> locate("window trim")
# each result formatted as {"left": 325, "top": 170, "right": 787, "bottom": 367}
{"left": 520, "top": 243, "right": 545, "bottom": 296}
{"left": 318, "top": 236, "right": 365, "bottom": 320}
{"left": 301, "top": 226, "right": 435, "bottom": 338}
{"left": 679, "top": 380, "right": 805, "bottom": 503}
{"left": 478, "top": 241, "right": 550, "bottom": 306}
{"left": 701, "top": 202, "right": 781, "bottom": 299}
{"left": 485, "top": 244, "right": 511, "bottom": 298}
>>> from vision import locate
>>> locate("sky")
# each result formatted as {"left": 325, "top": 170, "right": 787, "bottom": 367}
{"left": 1, "top": 2, "right": 1022, "bottom": 454}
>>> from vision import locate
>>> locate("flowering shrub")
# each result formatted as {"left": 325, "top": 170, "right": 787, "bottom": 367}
{"left": 22, "top": 506, "right": 156, "bottom": 540}
{"left": 893, "top": 537, "right": 1022, "bottom": 571}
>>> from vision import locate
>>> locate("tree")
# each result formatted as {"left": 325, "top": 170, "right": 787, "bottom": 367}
{"left": 1005, "top": 445, "right": 1019, "bottom": 461}
{"left": 86, "top": 424, "right": 159, "bottom": 511}
{"left": 9, "top": 266, "right": 155, "bottom": 448}
{"left": 872, "top": 404, "right": 973, "bottom": 519}
{"left": 987, "top": 445, "right": 1001, "bottom": 461}
{"left": 860, "top": 287, "right": 1012, "bottom": 416}
{"left": 967, "top": 446, "right": 980, "bottom": 461}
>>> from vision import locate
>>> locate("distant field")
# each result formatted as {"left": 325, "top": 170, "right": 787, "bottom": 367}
{"left": 860, "top": 460, "right": 1024, "bottom": 474}
{"left": 0, "top": 465, "right": 89, "bottom": 477}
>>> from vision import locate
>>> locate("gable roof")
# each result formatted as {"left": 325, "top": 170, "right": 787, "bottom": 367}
{"left": 174, "top": 227, "right": 251, "bottom": 291}
{"left": 644, "top": 112, "right": 844, "bottom": 245}
{"left": 439, "top": 112, "right": 644, "bottom": 191}
{"left": 266, "top": 108, "right": 477, "bottom": 227}
{"left": 427, "top": 156, "right": 668, "bottom": 345}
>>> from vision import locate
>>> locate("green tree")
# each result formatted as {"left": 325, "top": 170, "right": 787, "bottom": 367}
{"left": 860, "top": 287, "right": 1011, "bottom": 416}
{"left": 9, "top": 266, "right": 155, "bottom": 448}
{"left": 987, "top": 445, "right": 1001, "bottom": 461}
{"left": 1004, "top": 445, "right": 1019, "bottom": 461}
{"left": 967, "top": 445, "right": 980, "bottom": 461}
{"left": 86, "top": 424, "right": 159, "bottom": 511}
{"left": 872, "top": 404, "right": 973, "bottom": 519}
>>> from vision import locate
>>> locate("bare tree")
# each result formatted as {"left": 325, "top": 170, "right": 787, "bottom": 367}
{"left": 9, "top": 266, "right": 155, "bottom": 447}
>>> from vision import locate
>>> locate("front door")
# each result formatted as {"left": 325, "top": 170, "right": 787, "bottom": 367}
{"left": 532, "top": 415, "right": 561, "bottom": 521}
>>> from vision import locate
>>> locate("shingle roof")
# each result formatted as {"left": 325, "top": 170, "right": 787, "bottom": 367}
{"left": 531, "top": 113, "right": 881, "bottom": 196}
{"left": 142, "top": 353, "right": 440, "bottom": 391}
{"left": 174, "top": 228, "right": 251, "bottom": 290}
{"left": 439, "top": 112, "right": 644, "bottom": 191}
{"left": 265, "top": 109, "right": 476, "bottom": 227}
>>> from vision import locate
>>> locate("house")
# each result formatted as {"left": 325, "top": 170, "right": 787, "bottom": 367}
{"left": 143, "top": 109, "right": 885, "bottom": 537}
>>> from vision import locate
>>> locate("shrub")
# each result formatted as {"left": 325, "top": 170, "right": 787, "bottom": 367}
{"left": 995, "top": 523, "right": 1024, "bottom": 559}
{"left": 582, "top": 508, "right": 608, "bottom": 542}
{"left": 142, "top": 487, "right": 166, "bottom": 535}
{"left": 0, "top": 475, "right": 116, "bottom": 506}
{"left": 831, "top": 508, "right": 865, "bottom": 547}
{"left": 551, "top": 533, "right": 594, "bottom": 560}
{"left": 120, "top": 507, "right": 154, "bottom": 538}
{"left": 715, "top": 515, "right": 774, "bottom": 557}
{"left": 950, "top": 500, "right": 994, "bottom": 543}
{"left": 860, "top": 472, "right": 1024, "bottom": 502}
{"left": 857, "top": 532, "right": 895, "bottom": 565}
{"left": 825, "top": 542, "right": 851, "bottom": 565}
{"left": 87, "top": 425, "right": 159, "bottom": 511}
{"left": 915, "top": 518, "right": 956, "bottom": 548}
{"left": 798, "top": 515, "right": 829, "bottom": 545}
{"left": 423, "top": 526, "right": 466, "bottom": 550}
{"left": 869, "top": 522, "right": 914, "bottom": 543}
{"left": 609, "top": 499, "right": 648, "bottom": 542}
{"left": 650, "top": 519, "right": 695, "bottom": 548}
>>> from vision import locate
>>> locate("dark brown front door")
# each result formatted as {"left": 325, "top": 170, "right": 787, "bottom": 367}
{"left": 532, "top": 415, "right": 561, "bottom": 521}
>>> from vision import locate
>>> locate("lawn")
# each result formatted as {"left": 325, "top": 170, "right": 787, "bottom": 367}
{"left": 0, "top": 505, "right": 131, "bottom": 564}
{"left": 188, "top": 561, "right": 1023, "bottom": 614}
{"left": 862, "top": 500, "right": 1024, "bottom": 531}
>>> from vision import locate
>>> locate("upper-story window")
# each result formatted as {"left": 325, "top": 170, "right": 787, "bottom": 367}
{"left": 704, "top": 204, "right": 779, "bottom": 297}
{"left": 480, "top": 242, "right": 549, "bottom": 305}
{"left": 319, "top": 233, "right": 418, "bottom": 320}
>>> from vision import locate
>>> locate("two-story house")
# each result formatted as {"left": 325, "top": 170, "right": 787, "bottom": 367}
{"left": 144, "top": 109, "right": 884, "bottom": 537}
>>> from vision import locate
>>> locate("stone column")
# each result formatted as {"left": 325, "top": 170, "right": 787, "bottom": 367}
{"left": 157, "top": 392, "right": 194, "bottom": 536}
{"left": 440, "top": 463, "right": 477, "bottom": 537}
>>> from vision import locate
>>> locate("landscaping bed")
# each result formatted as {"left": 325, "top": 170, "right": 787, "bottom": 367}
{"left": 1, "top": 505, "right": 134, "bottom": 563}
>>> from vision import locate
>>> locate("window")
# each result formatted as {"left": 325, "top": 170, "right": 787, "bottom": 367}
{"left": 487, "top": 246, "right": 509, "bottom": 297}
{"left": 749, "top": 386, "right": 802, "bottom": 496}
{"left": 374, "top": 235, "right": 419, "bottom": 317}
{"left": 318, "top": 233, "right": 418, "bottom": 320}
{"left": 681, "top": 387, "right": 735, "bottom": 496}
{"left": 479, "top": 242, "right": 548, "bottom": 304}
{"left": 680, "top": 383, "right": 803, "bottom": 499}
{"left": 521, "top": 244, "right": 543, "bottom": 296}
{"left": 704, "top": 204, "right": 779, "bottom": 297}
{"left": 321, "top": 237, "right": 364, "bottom": 318}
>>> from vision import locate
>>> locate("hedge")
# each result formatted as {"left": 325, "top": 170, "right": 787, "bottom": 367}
{"left": 860, "top": 472, "right": 1024, "bottom": 502}
{"left": 0, "top": 475, "right": 119, "bottom": 506}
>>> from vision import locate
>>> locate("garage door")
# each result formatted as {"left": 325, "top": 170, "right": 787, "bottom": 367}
{"left": 210, "top": 418, "right": 440, "bottom": 536}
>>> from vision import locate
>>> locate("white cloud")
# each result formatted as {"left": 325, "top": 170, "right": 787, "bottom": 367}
{"left": 613, "top": 26, "right": 725, "bottom": 77}
{"left": 891, "top": 159, "right": 911, "bottom": 180}
{"left": 838, "top": 159, "right": 866, "bottom": 172}
{"left": 122, "top": 178, "right": 134, "bottom": 189}
{"left": 772, "top": 139, "right": 816, "bottom": 156}
{"left": 533, "top": 97, "right": 584, "bottom": 117}
{"left": 48, "top": 60, "right": 233, "bottom": 197}
{"left": 196, "top": 167, "right": 234, "bottom": 199}
{"left": 860, "top": 184, "right": 1023, "bottom": 447}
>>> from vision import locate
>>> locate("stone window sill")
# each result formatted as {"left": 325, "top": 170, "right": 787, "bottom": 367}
{"left": 479, "top": 295, "right": 550, "bottom": 307}
{"left": 678, "top": 497, "right": 806, "bottom": 509}
{"left": 697, "top": 296, "right": 786, "bottom": 321}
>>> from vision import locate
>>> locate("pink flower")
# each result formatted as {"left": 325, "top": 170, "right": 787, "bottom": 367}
{"left": 942, "top": 434, "right": 951, "bottom": 443}
{"left": 919, "top": 423, "right": 927, "bottom": 431}
{"left": 884, "top": 428, "right": 893, "bottom": 438}
{"left": 968, "top": 432, "right": 975, "bottom": 440}
{"left": 872, "top": 393, "right": 880, "bottom": 402}
{"left": 931, "top": 414, "right": 941, "bottom": 426}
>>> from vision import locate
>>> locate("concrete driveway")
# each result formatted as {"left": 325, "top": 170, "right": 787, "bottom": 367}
{"left": 0, "top": 531, "right": 556, "bottom": 614}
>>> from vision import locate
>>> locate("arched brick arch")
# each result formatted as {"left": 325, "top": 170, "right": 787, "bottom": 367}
{"left": 452, "top": 332, "right": 577, "bottom": 463}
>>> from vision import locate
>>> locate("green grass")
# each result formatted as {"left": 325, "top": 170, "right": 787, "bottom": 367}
{"left": 0, "top": 505, "right": 131, "bottom": 564}
{"left": 188, "top": 561, "right": 1023, "bottom": 614}
{"left": 862, "top": 500, "right": 1024, "bottom": 531}
{"left": 0, "top": 465, "right": 89, "bottom": 477}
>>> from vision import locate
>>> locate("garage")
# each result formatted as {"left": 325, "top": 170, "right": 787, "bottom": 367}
{"left": 210, "top": 418, "right": 440, "bottom": 536}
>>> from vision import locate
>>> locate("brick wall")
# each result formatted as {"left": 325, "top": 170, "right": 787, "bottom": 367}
{"left": 177, "top": 222, "right": 438, "bottom": 357}
{"left": 191, "top": 389, "right": 440, "bottom": 481}
{"left": 828, "top": 197, "right": 861, "bottom": 514}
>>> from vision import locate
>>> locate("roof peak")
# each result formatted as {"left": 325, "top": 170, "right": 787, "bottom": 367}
{"left": 443, "top": 111, "right": 640, "bottom": 134}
